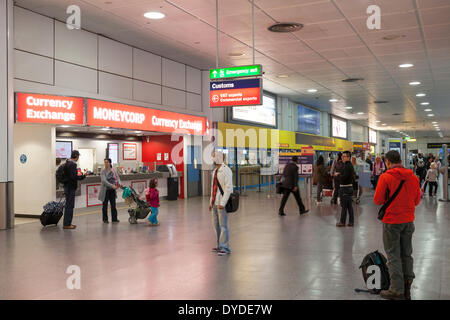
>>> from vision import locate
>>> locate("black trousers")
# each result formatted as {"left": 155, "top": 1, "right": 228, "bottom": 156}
{"left": 63, "top": 186, "right": 76, "bottom": 227}
{"left": 279, "top": 187, "right": 305, "bottom": 213}
{"left": 102, "top": 189, "right": 118, "bottom": 222}
{"left": 428, "top": 181, "right": 438, "bottom": 196}
{"left": 339, "top": 186, "right": 354, "bottom": 224}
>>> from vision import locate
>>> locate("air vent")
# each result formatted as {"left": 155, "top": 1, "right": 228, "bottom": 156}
{"left": 268, "top": 23, "right": 304, "bottom": 33}
{"left": 374, "top": 100, "right": 389, "bottom": 104}
{"left": 392, "top": 113, "right": 402, "bottom": 116}
{"left": 342, "top": 78, "right": 364, "bottom": 82}
{"left": 401, "top": 121, "right": 411, "bottom": 123}
{"left": 383, "top": 34, "right": 406, "bottom": 41}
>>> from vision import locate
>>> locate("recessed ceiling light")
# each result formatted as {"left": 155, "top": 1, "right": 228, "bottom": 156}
{"left": 375, "top": 120, "right": 381, "bottom": 123}
{"left": 432, "top": 122, "right": 437, "bottom": 124}
{"left": 277, "top": 74, "right": 289, "bottom": 78}
{"left": 345, "top": 106, "right": 353, "bottom": 109}
{"left": 357, "top": 112, "right": 364, "bottom": 115}
{"left": 144, "top": 11, "right": 165, "bottom": 19}
{"left": 60, "top": 125, "right": 70, "bottom": 128}
{"left": 416, "top": 93, "right": 426, "bottom": 97}
{"left": 399, "top": 63, "right": 414, "bottom": 68}
{"left": 382, "top": 123, "right": 387, "bottom": 126}
{"left": 420, "top": 102, "right": 430, "bottom": 105}
{"left": 427, "top": 114, "right": 434, "bottom": 117}
{"left": 228, "top": 52, "right": 245, "bottom": 57}
{"left": 135, "top": 131, "right": 142, "bottom": 134}
{"left": 307, "top": 89, "right": 317, "bottom": 93}
{"left": 409, "top": 81, "right": 421, "bottom": 86}
{"left": 424, "top": 109, "right": 432, "bottom": 112}
{"left": 329, "top": 99, "right": 338, "bottom": 102}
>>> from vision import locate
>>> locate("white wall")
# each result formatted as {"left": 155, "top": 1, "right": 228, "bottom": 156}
{"left": 13, "top": 6, "right": 204, "bottom": 118}
{"left": 14, "top": 123, "right": 55, "bottom": 215}
{"left": 57, "top": 137, "right": 142, "bottom": 170}
{"left": 350, "top": 123, "right": 365, "bottom": 142}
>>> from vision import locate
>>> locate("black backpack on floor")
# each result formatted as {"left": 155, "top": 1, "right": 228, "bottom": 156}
{"left": 358, "top": 250, "right": 390, "bottom": 294}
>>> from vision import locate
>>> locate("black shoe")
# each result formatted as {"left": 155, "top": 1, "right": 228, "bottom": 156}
{"left": 103, "top": 220, "right": 109, "bottom": 224}
{"left": 300, "top": 210, "right": 309, "bottom": 215}
{"left": 278, "top": 212, "right": 286, "bottom": 216}
{"left": 112, "top": 220, "right": 120, "bottom": 223}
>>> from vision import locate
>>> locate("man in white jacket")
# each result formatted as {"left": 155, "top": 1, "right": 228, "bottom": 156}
{"left": 209, "top": 151, "right": 233, "bottom": 256}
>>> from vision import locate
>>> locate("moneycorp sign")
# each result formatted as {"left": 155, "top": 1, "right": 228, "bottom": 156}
{"left": 87, "top": 99, "right": 206, "bottom": 135}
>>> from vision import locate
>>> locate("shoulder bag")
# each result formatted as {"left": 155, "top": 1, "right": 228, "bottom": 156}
{"left": 377, "top": 180, "right": 405, "bottom": 220}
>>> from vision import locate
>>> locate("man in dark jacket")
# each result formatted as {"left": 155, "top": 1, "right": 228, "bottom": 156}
{"left": 330, "top": 152, "right": 344, "bottom": 204}
{"left": 374, "top": 150, "right": 421, "bottom": 300}
{"left": 335, "top": 151, "right": 355, "bottom": 227}
{"left": 63, "top": 150, "right": 85, "bottom": 229}
{"left": 278, "top": 156, "right": 308, "bottom": 216}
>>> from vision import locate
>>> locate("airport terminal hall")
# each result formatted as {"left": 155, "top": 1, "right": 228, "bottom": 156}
{"left": 1, "top": 0, "right": 450, "bottom": 305}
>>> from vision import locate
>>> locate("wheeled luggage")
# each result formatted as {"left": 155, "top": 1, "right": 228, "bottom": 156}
{"left": 40, "top": 198, "right": 65, "bottom": 226}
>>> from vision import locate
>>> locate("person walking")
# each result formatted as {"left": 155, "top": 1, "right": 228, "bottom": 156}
{"left": 352, "top": 155, "right": 363, "bottom": 203}
{"left": 99, "top": 158, "right": 121, "bottom": 223}
{"left": 62, "top": 150, "right": 85, "bottom": 229}
{"left": 314, "top": 155, "right": 328, "bottom": 204}
{"left": 372, "top": 156, "right": 385, "bottom": 188}
{"left": 209, "top": 151, "right": 233, "bottom": 256}
{"left": 330, "top": 152, "right": 344, "bottom": 204}
{"left": 374, "top": 150, "right": 421, "bottom": 300}
{"left": 279, "top": 156, "right": 309, "bottom": 216}
{"left": 336, "top": 151, "right": 355, "bottom": 227}
{"left": 366, "top": 154, "right": 373, "bottom": 172}
{"left": 415, "top": 153, "right": 426, "bottom": 186}
{"left": 425, "top": 162, "right": 439, "bottom": 197}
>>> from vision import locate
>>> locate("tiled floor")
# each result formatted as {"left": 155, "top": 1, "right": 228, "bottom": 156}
{"left": 1, "top": 186, "right": 449, "bottom": 300}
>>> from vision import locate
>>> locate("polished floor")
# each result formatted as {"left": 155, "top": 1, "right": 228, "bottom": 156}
{"left": 1, "top": 186, "right": 449, "bottom": 300}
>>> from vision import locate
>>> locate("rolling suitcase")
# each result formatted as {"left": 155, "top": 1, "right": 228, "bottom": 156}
{"left": 40, "top": 199, "right": 65, "bottom": 227}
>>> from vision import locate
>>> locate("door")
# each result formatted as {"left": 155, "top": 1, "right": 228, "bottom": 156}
{"left": 186, "top": 146, "right": 202, "bottom": 197}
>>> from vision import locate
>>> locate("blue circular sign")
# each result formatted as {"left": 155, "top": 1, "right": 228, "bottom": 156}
{"left": 20, "top": 154, "right": 27, "bottom": 164}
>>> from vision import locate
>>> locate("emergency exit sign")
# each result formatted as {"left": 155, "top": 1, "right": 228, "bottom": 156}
{"left": 210, "top": 65, "right": 262, "bottom": 80}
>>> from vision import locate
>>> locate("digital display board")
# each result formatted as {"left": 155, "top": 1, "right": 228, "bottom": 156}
{"left": 369, "top": 129, "right": 377, "bottom": 144}
{"left": 298, "top": 105, "right": 320, "bottom": 135}
{"left": 332, "top": 117, "right": 347, "bottom": 139}
{"left": 232, "top": 94, "right": 276, "bottom": 127}
{"left": 56, "top": 141, "right": 72, "bottom": 159}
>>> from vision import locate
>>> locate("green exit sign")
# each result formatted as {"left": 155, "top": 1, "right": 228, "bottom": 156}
{"left": 210, "top": 65, "right": 262, "bottom": 80}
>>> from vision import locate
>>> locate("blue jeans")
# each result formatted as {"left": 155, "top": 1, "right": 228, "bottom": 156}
{"left": 148, "top": 207, "right": 159, "bottom": 224}
{"left": 212, "top": 205, "right": 230, "bottom": 253}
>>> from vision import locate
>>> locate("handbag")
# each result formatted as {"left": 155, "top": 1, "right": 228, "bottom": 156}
{"left": 217, "top": 179, "right": 239, "bottom": 213}
{"left": 377, "top": 180, "right": 405, "bottom": 220}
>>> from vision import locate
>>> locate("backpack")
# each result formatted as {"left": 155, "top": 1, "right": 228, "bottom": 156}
{"left": 56, "top": 162, "right": 68, "bottom": 184}
{"left": 359, "top": 250, "right": 390, "bottom": 294}
{"left": 417, "top": 158, "right": 425, "bottom": 168}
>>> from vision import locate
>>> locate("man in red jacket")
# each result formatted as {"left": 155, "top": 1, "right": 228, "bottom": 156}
{"left": 374, "top": 150, "right": 421, "bottom": 300}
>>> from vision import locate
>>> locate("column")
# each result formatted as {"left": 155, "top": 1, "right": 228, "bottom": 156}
{"left": 0, "top": 0, "right": 14, "bottom": 230}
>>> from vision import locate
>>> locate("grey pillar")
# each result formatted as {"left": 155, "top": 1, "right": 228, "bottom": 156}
{"left": 0, "top": 0, "right": 14, "bottom": 230}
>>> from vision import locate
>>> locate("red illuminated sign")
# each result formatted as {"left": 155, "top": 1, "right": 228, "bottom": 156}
{"left": 16, "top": 93, "right": 84, "bottom": 125}
{"left": 210, "top": 78, "right": 262, "bottom": 108}
{"left": 87, "top": 99, "right": 206, "bottom": 135}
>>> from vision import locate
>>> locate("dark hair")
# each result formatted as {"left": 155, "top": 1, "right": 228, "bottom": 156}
{"left": 317, "top": 155, "right": 324, "bottom": 166}
{"left": 56, "top": 158, "right": 62, "bottom": 166}
{"left": 385, "top": 150, "right": 401, "bottom": 164}
{"left": 71, "top": 150, "right": 80, "bottom": 159}
{"left": 292, "top": 156, "right": 298, "bottom": 163}
{"left": 104, "top": 158, "right": 112, "bottom": 165}
{"left": 337, "top": 152, "right": 342, "bottom": 161}
{"left": 150, "top": 178, "right": 157, "bottom": 188}
{"left": 342, "top": 151, "right": 351, "bottom": 157}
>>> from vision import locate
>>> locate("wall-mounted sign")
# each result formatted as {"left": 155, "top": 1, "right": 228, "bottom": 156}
{"left": 20, "top": 154, "right": 27, "bottom": 164}
{"left": 123, "top": 143, "right": 137, "bottom": 161}
{"left": 87, "top": 99, "right": 206, "bottom": 135}
{"left": 369, "top": 129, "right": 377, "bottom": 144}
{"left": 232, "top": 94, "right": 276, "bottom": 126}
{"left": 428, "top": 142, "right": 450, "bottom": 149}
{"left": 164, "top": 153, "right": 169, "bottom": 161}
{"left": 210, "top": 78, "right": 262, "bottom": 107}
{"left": 210, "top": 65, "right": 262, "bottom": 80}
{"left": 16, "top": 93, "right": 84, "bottom": 125}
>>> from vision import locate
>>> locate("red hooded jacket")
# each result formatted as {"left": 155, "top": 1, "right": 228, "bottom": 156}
{"left": 374, "top": 165, "right": 421, "bottom": 224}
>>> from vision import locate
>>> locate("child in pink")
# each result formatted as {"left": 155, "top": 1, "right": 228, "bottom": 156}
{"left": 145, "top": 179, "right": 160, "bottom": 226}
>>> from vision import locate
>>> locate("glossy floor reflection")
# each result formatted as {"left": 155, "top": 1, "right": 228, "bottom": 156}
{"left": 1, "top": 187, "right": 449, "bottom": 300}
